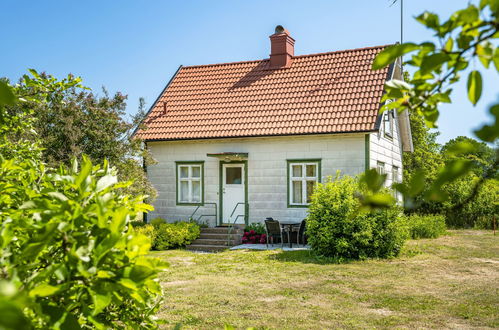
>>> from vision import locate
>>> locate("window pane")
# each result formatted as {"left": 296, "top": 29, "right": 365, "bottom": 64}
{"left": 292, "top": 165, "right": 302, "bottom": 177}
{"left": 306, "top": 164, "right": 316, "bottom": 177}
{"left": 292, "top": 181, "right": 302, "bottom": 204}
{"left": 306, "top": 180, "right": 316, "bottom": 203}
{"left": 179, "top": 166, "right": 189, "bottom": 178}
{"left": 180, "top": 181, "right": 189, "bottom": 201}
{"left": 191, "top": 181, "right": 201, "bottom": 202}
{"left": 191, "top": 166, "right": 201, "bottom": 178}
{"left": 226, "top": 167, "right": 242, "bottom": 184}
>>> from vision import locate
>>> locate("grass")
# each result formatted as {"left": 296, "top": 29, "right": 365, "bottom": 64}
{"left": 154, "top": 230, "right": 499, "bottom": 329}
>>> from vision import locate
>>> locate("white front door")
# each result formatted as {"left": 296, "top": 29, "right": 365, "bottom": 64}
{"left": 222, "top": 163, "right": 246, "bottom": 224}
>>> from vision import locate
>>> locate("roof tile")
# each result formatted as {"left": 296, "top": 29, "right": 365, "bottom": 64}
{"left": 136, "top": 45, "right": 392, "bottom": 141}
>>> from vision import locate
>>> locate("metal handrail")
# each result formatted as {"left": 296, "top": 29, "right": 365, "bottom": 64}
{"left": 189, "top": 202, "right": 217, "bottom": 225}
{"left": 227, "top": 202, "right": 248, "bottom": 246}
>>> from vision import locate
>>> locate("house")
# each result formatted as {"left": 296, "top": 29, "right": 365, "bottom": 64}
{"left": 135, "top": 26, "right": 413, "bottom": 228}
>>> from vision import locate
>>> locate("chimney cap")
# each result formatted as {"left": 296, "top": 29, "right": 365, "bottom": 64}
{"left": 274, "top": 25, "right": 290, "bottom": 35}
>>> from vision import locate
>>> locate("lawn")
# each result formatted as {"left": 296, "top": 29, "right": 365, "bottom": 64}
{"left": 154, "top": 230, "right": 498, "bottom": 329}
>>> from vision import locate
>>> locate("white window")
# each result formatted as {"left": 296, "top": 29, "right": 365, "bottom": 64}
{"left": 377, "top": 161, "right": 385, "bottom": 175}
{"left": 392, "top": 166, "right": 399, "bottom": 184}
{"left": 288, "top": 160, "right": 320, "bottom": 206}
{"left": 383, "top": 110, "right": 394, "bottom": 138}
{"left": 177, "top": 162, "right": 203, "bottom": 204}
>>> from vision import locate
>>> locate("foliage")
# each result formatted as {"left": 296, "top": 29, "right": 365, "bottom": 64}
{"left": 150, "top": 220, "right": 201, "bottom": 250}
{"left": 306, "top": 175, "right": 407, "bottom": 260}
{"left": 0, "top": 75, "right": 166, "bottom": 329}
{"left": 244, "top": 223, "right": 265, "bottom": 235}
{"left": 135, "top": 224, "right": 158, "bottom": 245}
{"left": 405, "top": 214, "right": 447, "bottom": 239}
{"left": 365, "top": 1, "right": 499, "bottom": 210}
{"left": 5, "top": 70, "right": 156, "bottom": 200}
{"left": 444, "top": 175, "right": 499, "bottom": 228}
{"left": 0, "top": 155, "right": 167, "bottom": 329}
{"left": 442, "top": 136, "right": 496, "bottom": 176}
{"left": 402, "top": 109, "right": 444, "bottom": 211}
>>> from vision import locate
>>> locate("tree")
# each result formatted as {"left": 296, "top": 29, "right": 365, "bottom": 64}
{"left": 442, "top": 136, "right": 496, "bottom": 176}
{"left": 12, "top": 70, "right": 157, "bottom": 200}
{"left": 362, "top": 0, "right": 499, "bottom": 210}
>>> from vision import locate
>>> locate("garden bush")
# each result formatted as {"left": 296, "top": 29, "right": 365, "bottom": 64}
{"left": 135, "top": 224, "right": 158, "bottom": 244}
{"left": 244, "top": 223, "right": 265, "bottom": 234}
{"left": 405, "top": 214, "right": 446, "bottom": 239}
{"left": 150, "top": 219, "right": 200, "bottom": 250}
{"left": 0, "top": 75, "right": 166, "bottom": 329}
{"left": 307, "top": 175, "right": 407, "bottom": 260}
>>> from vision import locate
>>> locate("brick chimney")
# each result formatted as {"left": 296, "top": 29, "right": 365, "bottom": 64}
{"left": 269, "top": 25, "right": 295, "bottom": 68}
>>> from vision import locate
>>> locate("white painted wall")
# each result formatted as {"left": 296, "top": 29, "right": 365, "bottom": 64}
{"left": 146, "top": 133, "right": 366, "bottom": 226}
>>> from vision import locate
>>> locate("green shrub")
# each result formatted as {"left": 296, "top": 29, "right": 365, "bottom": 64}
{"left": 135, "top": 224, "right": 157, "bottom": 243}
{"left": 130, "top": 220, "right": 147, "bottom": 228}
{"left": 152, "top": 221, "right": 200, "bottom": 250}
{"left": 245, "top": 223, "right": 265, "bottom": 234}
{"left": 406, "top": 214, "right": 446, "bottom": 239}
{"left": 307, "top": 175, "right": 407, "bottom": 260}
{"left": 0, "top": 156, "right": 167, "bottom": 329}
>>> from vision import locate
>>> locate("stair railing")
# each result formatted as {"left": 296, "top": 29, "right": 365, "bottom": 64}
{"left": 189, "top": 202, "right": 217, "bottom": 226}
{"left": 226, "top": 202, "right": 247, "bottom": 246}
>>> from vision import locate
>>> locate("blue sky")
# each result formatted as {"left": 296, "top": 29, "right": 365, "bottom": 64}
{"left": 1, "top": 0, "right": 497, "bottom": 144}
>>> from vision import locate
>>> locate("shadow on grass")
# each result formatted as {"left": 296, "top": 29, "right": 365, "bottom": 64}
{"left": 268, "top": 249, "right": 352, "bottom": 265}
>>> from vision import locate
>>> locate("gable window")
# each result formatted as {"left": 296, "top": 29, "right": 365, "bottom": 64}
{"left": 288, "top": 160, "right": 321, "bottom": 207}
{"left": 176, "top": 162, "right": 204, "bottom": 205}
{"left": 383, "top": 110, "right": 394, "bottom": 138}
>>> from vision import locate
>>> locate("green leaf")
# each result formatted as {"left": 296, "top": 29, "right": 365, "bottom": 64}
{"left": 360, "top": 169, "right": 386, "bottom": 193}
{"left": 48, "top": 191, "right": 68, "bottom": 201}
{"left": 444, "top": 38, "right": 454, "bottom": 52}
{"left": 474, "top": 104, "right": 499, "bottom": 142}
{"left": 420, "top": 53, "right": 450, "bottom": 74}
{"left": 0, "top": 298, "right": 30, "bottom": 330}
{"left": 0, "top": 81, "right": 16, "bottom": 106}
{"left": 493, "top": 47, "right": 499, "bottom": 72}
{"left": 96, "top": 174, "right": 117, "bottom": 192}
{"left": 444, "top": 141, "right": 477, "bottom": 156}
{"left": 416, "top": 11, "right": 440, "bottom": 29}
{"left": 467, "top": 70, "right": 482, "bottom": 105}
{"left": 29, "top": 283, "right": 60, "bottom": 297}
{"left": 372, "top": 43, "right": 419, "bottom": 70}
{"left": 92, "top": 290, "right": 112, "bottom": 315}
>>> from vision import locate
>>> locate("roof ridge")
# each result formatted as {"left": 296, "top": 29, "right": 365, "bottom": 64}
{"left": 180, "top": 44, "right": 394, "bottom": 70}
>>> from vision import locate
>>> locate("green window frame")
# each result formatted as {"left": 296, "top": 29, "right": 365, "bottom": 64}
{"left": 175, "top": 161, "right": 204, "bottom": 205}
{"left": 287, "top": 159, "right": 321, "bottom": 208}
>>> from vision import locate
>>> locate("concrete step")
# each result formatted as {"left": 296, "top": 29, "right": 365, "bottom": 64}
{"left": 186, "top": 244, "right": 228, "bottom": 252}
{"left": 201, "top": 227, "right": 239, "bottom": 234}
{"left": 191, "top": 238, "right": 235, "bottom": 246}
{"left": 199, "top": 233, "right": 240, "bottom": 240}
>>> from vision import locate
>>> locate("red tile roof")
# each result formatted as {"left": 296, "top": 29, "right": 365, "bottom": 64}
{"left": 135, "top": 45, "right": 393, "bottom": 141}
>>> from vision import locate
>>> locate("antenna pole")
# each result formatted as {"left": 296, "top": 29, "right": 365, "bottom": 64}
{"left": 400, "top": 0, "right": 403, "bottom": 44}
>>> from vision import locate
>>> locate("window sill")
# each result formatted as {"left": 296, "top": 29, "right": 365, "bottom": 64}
{"left": 287, "top": 204, "right": 310, "bottom": 208}
{"left": 176, "top": 202, "right": 204, "bottom": 206}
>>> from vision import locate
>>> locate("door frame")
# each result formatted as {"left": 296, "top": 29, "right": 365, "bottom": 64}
{"left": 219, "top": 160, "right": 248, "bottom": 226}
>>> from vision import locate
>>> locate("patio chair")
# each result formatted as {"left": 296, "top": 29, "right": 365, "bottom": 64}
{"left": 291, "top": 219, "right": 307, "bottom": 247}
{"left": 264, "top": 218, "right": 283, "bottom": 248}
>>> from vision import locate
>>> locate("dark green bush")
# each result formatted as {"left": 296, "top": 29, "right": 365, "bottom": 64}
{"left": 406, "top": 214, "right": 446, "bottom": 239}
{"left": 444, "top": 177, "right": 498, "bottom": 229}
{"left": 307, "top": 175, "right": 407, "bottom": 260}
{"left": 150, "top": 219, "right": 200, "bottom": 250}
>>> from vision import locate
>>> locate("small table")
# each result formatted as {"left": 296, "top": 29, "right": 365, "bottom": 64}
{"left": 279, "top": 221, "right": 301, "bottom": 248}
